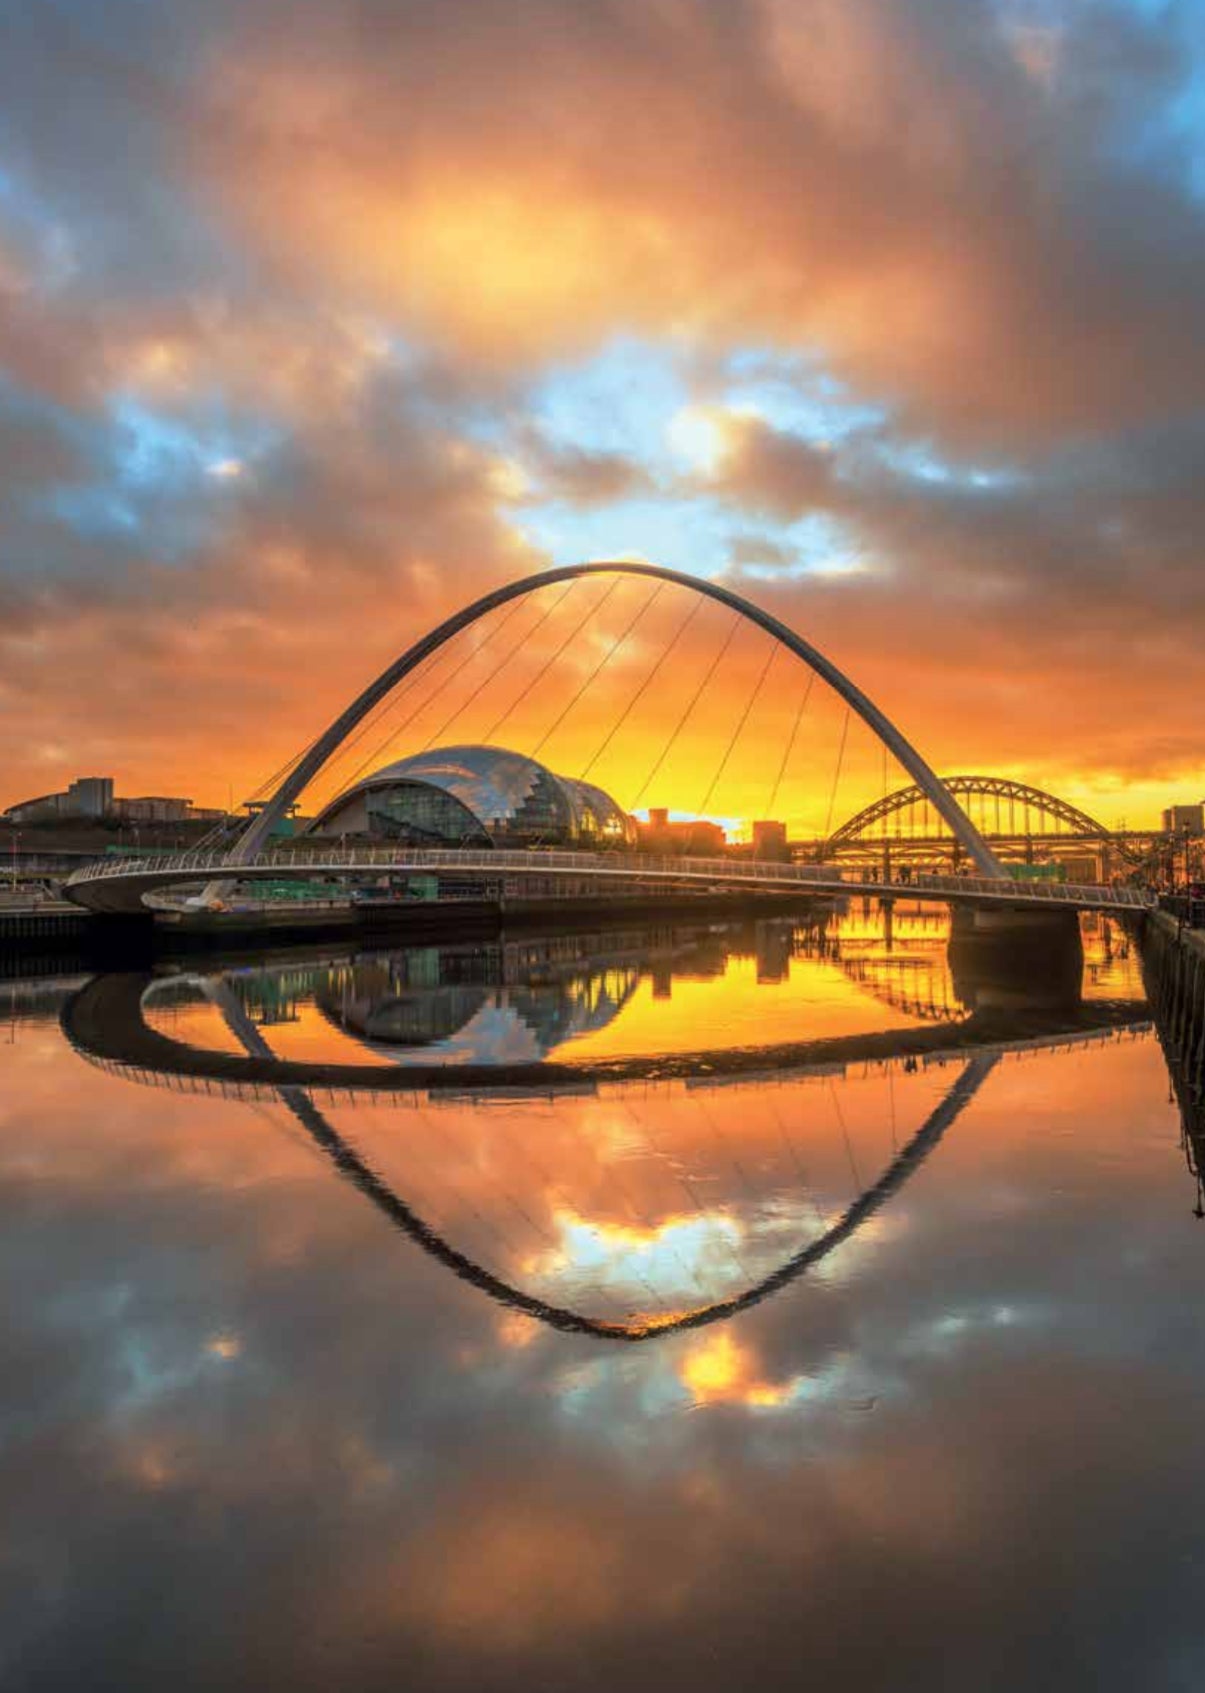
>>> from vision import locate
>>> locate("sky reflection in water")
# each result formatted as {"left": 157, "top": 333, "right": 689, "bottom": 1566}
{"left": 2, "top": 909, "right": 1203, "bottom": 1692}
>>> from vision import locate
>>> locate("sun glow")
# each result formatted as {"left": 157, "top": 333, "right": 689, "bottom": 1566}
{"left": 667, "top": 405, "right": 731, "bottom": 474}
{"left": 679, "top": 1331, "right": 800, "bottom": 1408}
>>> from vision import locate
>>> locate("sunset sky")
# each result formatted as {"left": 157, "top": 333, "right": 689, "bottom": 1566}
{"left": 2, "top": 0, "right": 1204, "bottom": 830}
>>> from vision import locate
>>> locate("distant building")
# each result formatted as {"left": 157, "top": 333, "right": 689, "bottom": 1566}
{"left": 68, "top": 776, "right": 113, "bottom": 818}
{"left": 3, "top": 774, "right": 227, "bottom": 828}
{"left": 4, "top": 792, "right": 72, "bottom": 824}
{"left": 751, "top": 820, "right": 789, "bottom": 862}
{"left": 5, "top": 775, "right": 114, "bottom": 823}
{"left": 1162, "top": 804, "right": 1204, "bottom": 835}
{"left": 114, "top": 795, "right": 193, "bottom": 823}
{"left": 1050, "top": 851, "right": 1101, "bottom": 884}
{"left": 637, "top": 812, "right": 726, "bottom": 856}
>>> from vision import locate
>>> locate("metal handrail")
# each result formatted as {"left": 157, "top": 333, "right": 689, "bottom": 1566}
{"left": 62, "top": 842, "right": 1156, "bottom": 911}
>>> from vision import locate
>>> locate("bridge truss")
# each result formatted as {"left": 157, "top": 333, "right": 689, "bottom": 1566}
{"left": 823, "top": 775, "right": 1149, "bottom": 873}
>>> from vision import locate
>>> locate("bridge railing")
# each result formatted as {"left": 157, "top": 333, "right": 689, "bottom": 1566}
{"left": 62, "top": 844, "right": 1156, "bottom": 908}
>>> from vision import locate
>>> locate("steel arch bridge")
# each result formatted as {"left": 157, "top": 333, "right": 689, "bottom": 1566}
{"left": 61, "top": 563, "right": 1147, "bottom": 914}
{"left": 829, "top": 777, "right": 1111, "bottom": 848}
{"left": 829, "top": 778, "right": 1116, "bottom": 860}
{"left": 217, "top": 559, "right": 1007, "bottom": 879}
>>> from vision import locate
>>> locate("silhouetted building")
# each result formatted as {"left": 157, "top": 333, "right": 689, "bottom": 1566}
{"left": 637, "top": 813, "right": 726, "bottom": 855}
{"left": 5, "top": 775, "right": 113, "bottom": 822}
{"left": 1050, "top": 851, "right": 1101, "bottom": 883}
{"left": 68, "top": 776, "right": 113, "bottom": 818}
{"left": 5, "top": 776, "right": 113, "bottom": 822}
{"left": 3, "top": 774, "right": 227, "bottom": 828}
{"left": 115, "top": 795, "right": 192, "bottom": 823}
{"left": 1163, "top": 804, "right": 1204, "bottom": 835}
{"left": 752, "top": 819, "right": 789, "bottom": 861}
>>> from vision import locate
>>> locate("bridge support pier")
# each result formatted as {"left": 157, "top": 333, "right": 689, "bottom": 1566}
{"left": 948, "top": 904, "right": 1083, "bottom": 1013}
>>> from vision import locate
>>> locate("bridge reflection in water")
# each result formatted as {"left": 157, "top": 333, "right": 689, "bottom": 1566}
{"left": 62, "top": 907, "right": 1151, "bottom": 1342}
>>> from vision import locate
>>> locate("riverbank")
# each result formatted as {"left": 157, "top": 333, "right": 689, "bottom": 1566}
{"left": 1, "top": 887, "right": 842, "bottom": 973}
{"left": 1141, "top": 911, "right": 1205, "bottom": 1162}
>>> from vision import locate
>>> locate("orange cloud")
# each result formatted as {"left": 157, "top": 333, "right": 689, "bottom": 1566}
{"left": 3, "top": 0, "right": 1205, "bottom": 824}
{"left": 198, "top": 0, "right": 1205, "bottom": 441}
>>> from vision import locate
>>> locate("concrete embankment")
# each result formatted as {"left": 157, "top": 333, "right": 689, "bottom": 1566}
{"left": 1141, "top": 912, "right": 1205, "bottom": 1132}
{"left": 1, "top": 888, "right": 842, "bottom": 969}
{"left": 0, "top": 907, "right": 153, "bottom": 978}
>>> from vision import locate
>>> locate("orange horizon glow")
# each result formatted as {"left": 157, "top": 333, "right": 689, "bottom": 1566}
{"left": 7, "top": 567, "right": 1187, "bottom": 836}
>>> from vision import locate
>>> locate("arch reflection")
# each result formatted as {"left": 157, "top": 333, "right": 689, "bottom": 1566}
{"left": 62, "top": 944, "right": 1150, "bottom": 1342}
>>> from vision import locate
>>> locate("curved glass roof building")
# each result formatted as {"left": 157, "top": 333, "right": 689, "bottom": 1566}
{"left": 312, "top": 744, "right": 635, "bottom": 848}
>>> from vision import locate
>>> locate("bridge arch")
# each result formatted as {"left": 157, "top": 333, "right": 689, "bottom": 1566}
{"left": 232, "top": 561, "right": 1005, "bottom": 877}
{"left": 829, "top": 776, "right": 1111, "bottom": 846}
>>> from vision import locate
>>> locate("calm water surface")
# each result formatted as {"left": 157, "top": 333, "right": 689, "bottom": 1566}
{"left": 3, "top": 905, "right": 1203, "bottom": 1691}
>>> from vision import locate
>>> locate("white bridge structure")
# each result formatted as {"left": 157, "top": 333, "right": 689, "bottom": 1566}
{"left": 62, "top": 842, "right": 1154, "bottom": 915}
{"left": 58, "top": 560, "right": 1156, "bottom": 919}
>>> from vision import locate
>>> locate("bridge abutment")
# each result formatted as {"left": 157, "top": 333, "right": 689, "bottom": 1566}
{"left": 949, "top": 904, "right": 1084, "bottom": 1012}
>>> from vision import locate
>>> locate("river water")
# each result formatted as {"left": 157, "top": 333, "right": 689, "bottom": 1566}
{"left": 2, "top": 903, "right": 1203, "bottom": 1691}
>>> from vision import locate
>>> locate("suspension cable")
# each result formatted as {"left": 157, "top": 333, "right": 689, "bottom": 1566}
{"left": 257, "top": 613, "right": 500, "bottom": 827}
{"left": 763, "top": 668, "right": 815, "bottom": 822}
{"left": 317, "top": 593, "right": 540, "bottom": 810}
{"left": 481, "top": 577, "right": 621, "bottom": 746}
{"left": 828, "top": 1077, "right": 863, "bottom": 1193}
{"left": 196, "top": 736, "right": 318, "bottom": 849}
{"left": 419, "top": 580, "right": 581, "bottom": 752}
{"left": 309, "top": 638, "right": 460, "bottom": 794}
{"left": 823, "top": 705, "right": 852, "bottom": 840}
{"left": 630, "top": 613, "right": 742, "bottom": 810}
{"left": 578, "top": 593, "right": 704, "bottom": 782}
{"left": 696, "top": 640, "right": 778, "bottom": 816}
{"left": 529, "top": 581, "right": 667, "bottom": 762}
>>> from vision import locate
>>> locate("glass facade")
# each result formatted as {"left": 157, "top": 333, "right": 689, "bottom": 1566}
{"left": 315, "top": 744, "right": 635, "bottom": 848}
{"left": 365, "top": 783, "right": 490, "bottom": 846}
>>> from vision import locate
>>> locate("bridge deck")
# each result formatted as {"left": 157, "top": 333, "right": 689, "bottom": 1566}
{"left": 61, "top": 844, "right": 1155, "bottom": 916}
